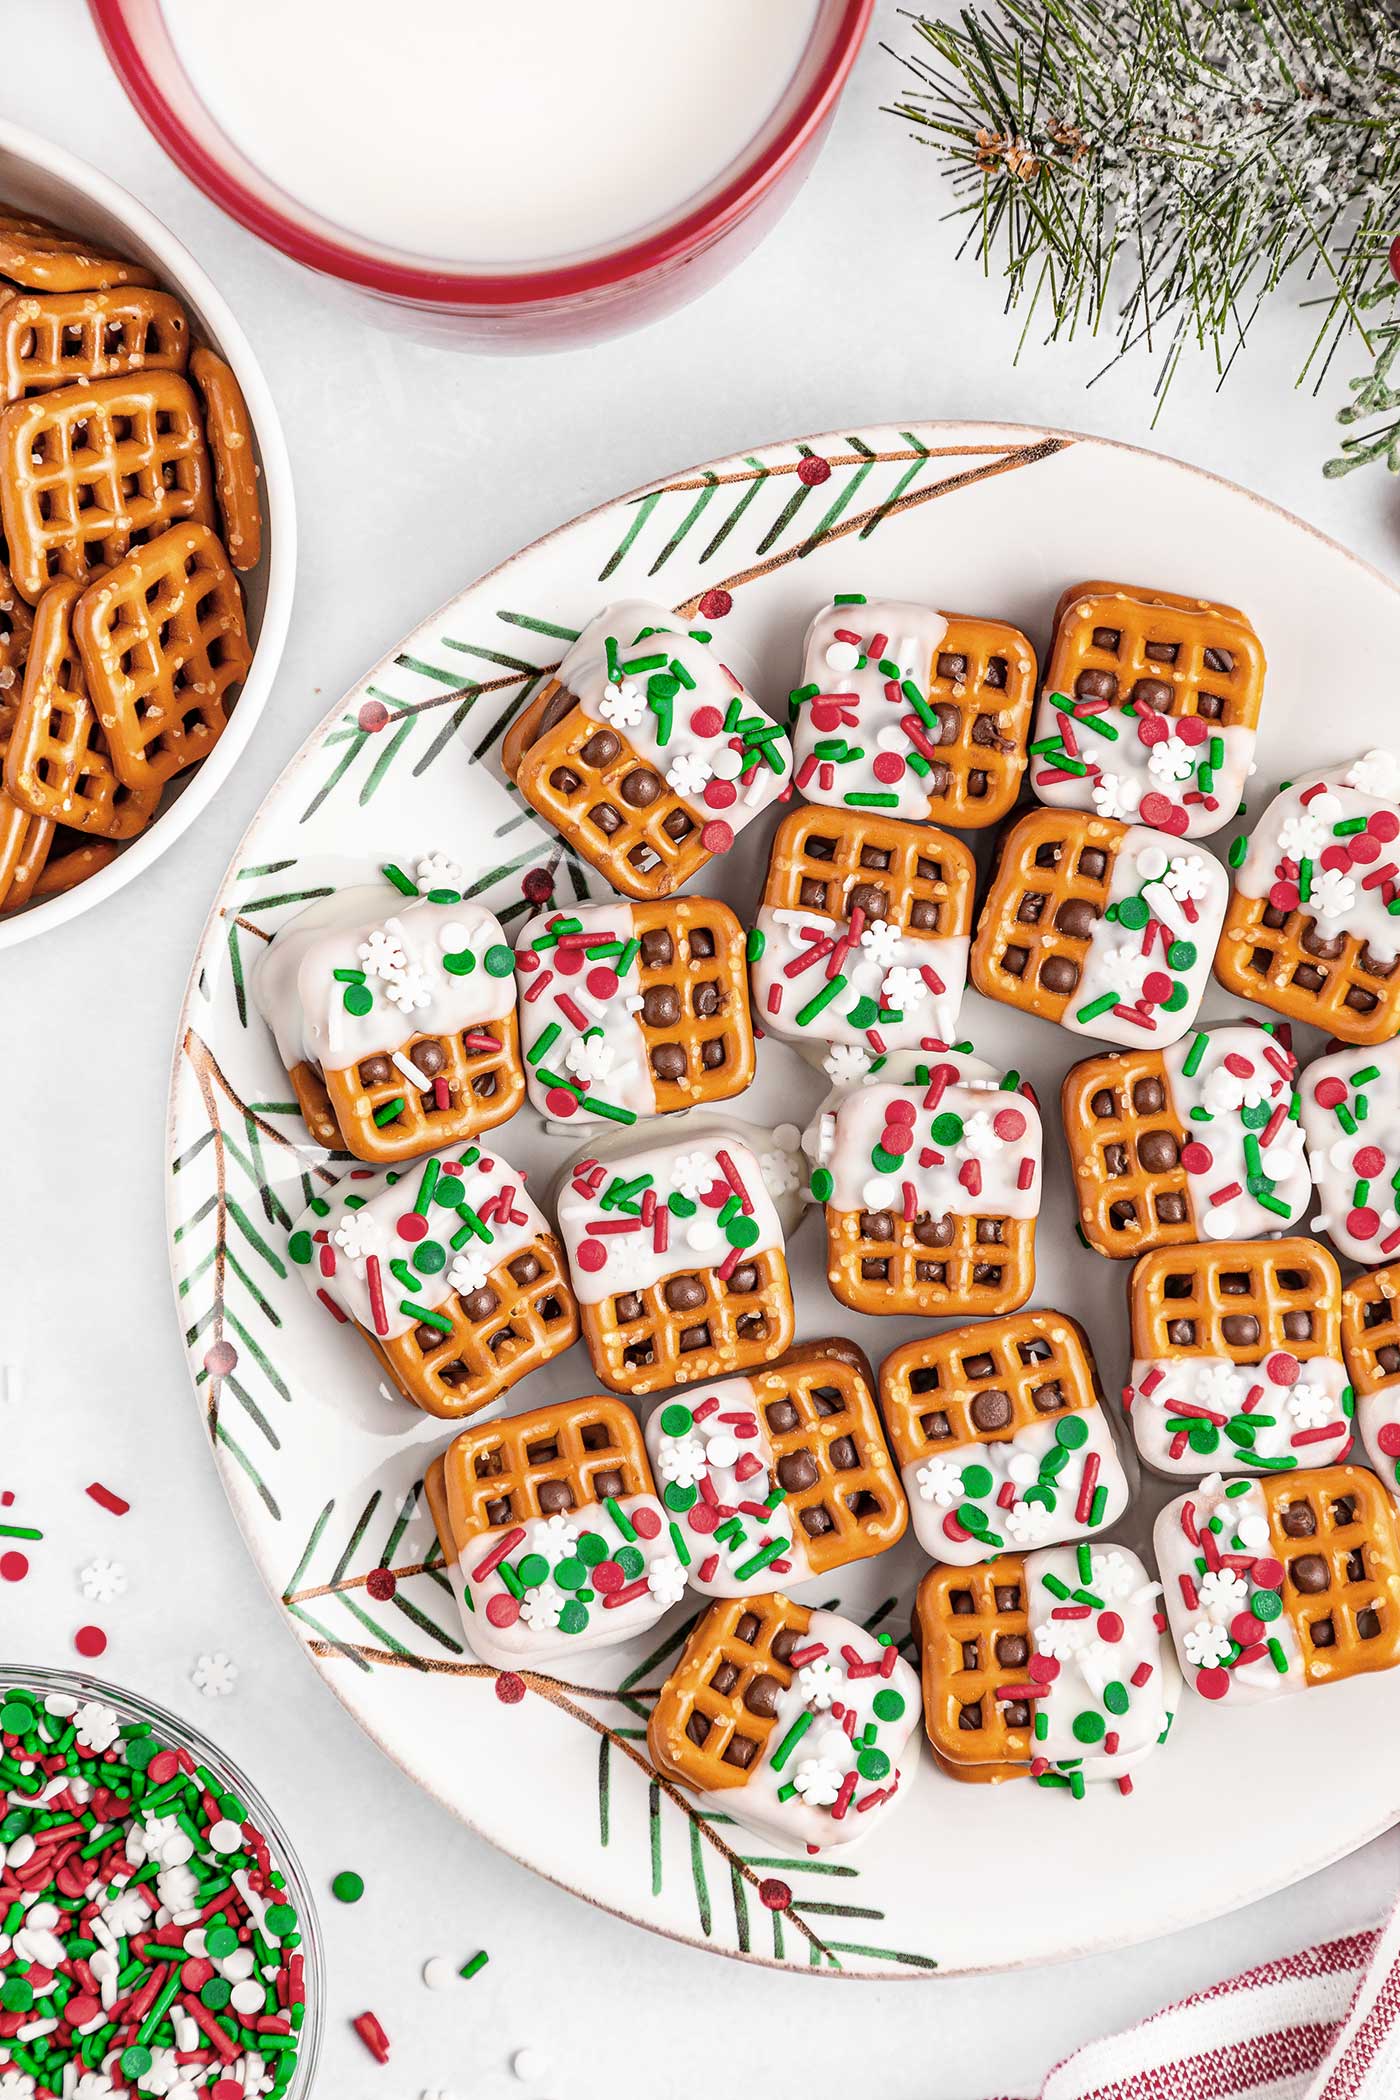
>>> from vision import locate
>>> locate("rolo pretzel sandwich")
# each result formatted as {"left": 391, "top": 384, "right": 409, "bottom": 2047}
{"left": 1299, "top": 1038, "right": 1400, "bottom": 1265}
{"left": 1341, "top": 1266, "right": 1400, "bottom": 1499}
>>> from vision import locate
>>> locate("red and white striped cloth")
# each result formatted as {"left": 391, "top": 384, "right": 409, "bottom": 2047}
{"left": 998, "top": 1896, "right": 1400, "bottom": 2100}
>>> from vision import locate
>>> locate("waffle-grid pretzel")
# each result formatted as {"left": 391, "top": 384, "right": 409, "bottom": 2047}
{"left": 0, "top": 286, "right": 189, "bottom": 402}
{"left": 587, "top": 1244, "right": 794, "bottom": 1396}
{"left": 1342, "top": 1265, "right": 1400, "bottom": 1402}
{"left": 0, "top": 554, "right": 33, "bottom": 682}
{"left": 441, "top": 1393, "right": 652, "bottom": 1539}
{"left": 319, "top": 1008, "right": 524, "bottom": 1165}
{"left": 0, "top": 370, "right": 213, "bottom": 601}
{"left": 1215, "top": 889, "right": 1400, "bottom": 1047}
{"left": 74, "top": 521, "right": 250, "bottom": 791}
{"left": 647, "top": 1593, "right": 812, "bottom": 1793}
{"left": 4, "top": 578, "right": 160, "bottom": 837}
{"left": 1046, "top": 580, "right": 1265, "bottom": 736}
{"left": 1261, "top": 1467, "right": 1400, "bottom": 1687}
{"left": 190, "top": 347, "right": 262, "bottom": 571}
{"left": 0, "top": 210, "right": 156, "bottom": 293}
{"left": 825, "top": 1204, "right": 1035, "bottom": 1319}
{"left": 1130, "top": 1237, "right": 1341, "bottom": 1367}
{"left": 970, "top": 806, "right": 1126, "bottom": 1023}
{"left": 631, "top": 897, "right": 754, "bottom": 1112}
{"left": 750, "top": 1340, "right": 906, "bottom": 1572}
{"left": 503, "top": 681, "right": 713, "bottom": 901}
{"left": 880, "top": 1310, "right": 1101, "bottom": 1470}
{"left": 761, "top": 802, "right": 974, "bottom": 945}
{"left": 1062, "top": 1046, "right": 1193, "bottom": 1257}
{"left": 915, "top": 1557, "right": 1035, "bottom": 1772}
{"left": 374, "top": 1231, "right": 578, "bottom": 1420}
{"left": 919, "top": 613, "right": 1036, "bottom": 827}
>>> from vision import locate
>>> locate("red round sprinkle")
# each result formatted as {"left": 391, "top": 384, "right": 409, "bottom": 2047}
{"left": 631, "top": 1507, "right": 662, "bottom": 1539}
{"left": 1223, "top": 1052, "right": 1252, "bottom": 1078}
{"left": 181, "top": 1958, "right": 214, "bottom": 1989}
{"left": 521, "top": 867, "right": 554, "bottom": 904}
{"left": 545, "top": 1087, "right": 578, "bottom": 1117}
{"left": 809, "top": 701, "right": 844, "bottom": 732}
{"left": 759, "top": 1877, "right": 792, "bottom": 1910}
{"left": 212, "top": 2082, "right": 244, "bottom": 2100}
{"left": 703, "top": 779, "right": 737, "bottom": 809}
{"left": 592, "top": 1560, "right": 625, "bottom": 1594}
{"left": 885, "top": 1098, "right": 917, "bottom": 1125}
{"left": 1141, "top": 970, "right": 1174, "bottom": 1005}
{"left": 575, "top": 1238, "right": 607, "bottom": 1272}
{"left": 1320, "top": 843, "right": 1352, "bottom": 873}
{"left": 1348, "top": 829, "right": 1380, "bottom": 864}
{"left": 366, "top": 1568, "right": 397, "bottom": 1601}
{"left": 1251, "top": 1557, "right": 1285, "bottom": 1591}
{"left": 0, "top": 1551, "right": 27, "bottom": 1582}
{"left": 1180, "top": 1140, "right": 1213, "bottom": 1174}
{"left": 942, "top": 1510, "right": 971, "bottom": 1542}
{"left": 880, "top": 1123, "right": 913, "bottom": 1156}
{"left": 1346, "top": 1206, "right": 1380, "bottom": 1241}
{"left": 485, "top": 1594, "right": 521, "bottom": 1627}
{"left": 797, "top": 456, "right": 831, "bottom": 484}
{"left": 689, "top": 704, "right": 723, "bottom": 737}
{"left": 1369, "top": 808, "right": 1400, "bottom": 842}
{"left": 1314, "top": 1076, "right": 1347, "bottom": 1108}
{"left": 1196, "top": 1667, "right": 1230, "bottom": 1701}
{"left": 698, "top": 589, "right": 732, "bottom": 620}
{"left": 495, "top": 1671, "right": 526, "bottom": 1703}
{"left": 700, "top": 1179, "right": 729, "bottom": 1208}
{"left": 1354, "top": 1145, "right": 1387, "bottom": 1179}
{"left": 204, "top": 1340, "right": 237, "bottom": 1378}
{"left": 516, "top": 949, "right": 541, "bottom": 974}
{"left": 1136, "top": 715, "right": 1169, "bottom": 747}
{"left": 1264, "top": 1351, "right": 1300, "bottom": 1386}
{"left": 687, "top": 1501, "right": 719, "bottom": 1534}
{"left": 1268, "top": 880, "right": 1300, "bottom": 913}
{"left": 872, "top": 751, "right": 906, "bottom": 784}
{"left": 554, "top": 942, "right": 583, "bottom": 974}
{"left": 147, "top": 1751, "right": 179, "bottom": 1784}
{"left": 396, "top": 1213, "right": 429, "bottom": 1244}
{"left": 1177, "top": 715, "right": 1208, "bottom": 746}
{"left": 65, "top": 1994, "right": 99, "bottom": 2027}
{"left": 357, "top": 699, "right": 389, "bottom": 734}
{"left": 73, "top": 1625, "right": 106, "bottom": 1658}
{"left": 700, "top": 819, "right": 734, "bottom": 854}
{"left": 992, "top": 1107, "right": 1027, "bottom": 1141}
{"left": 1096, "top": 1611, "right": 1123, "bottom": 1643}
{"left": 1028, "top": 1652, "right": 1060, "bottom": 1684}
{"left": 1137, "top": 792, "right": 1174, "bottom": 831}
{"left": 1230, "top": 1611, "right": 1264, "bottom": 1646}
{"left": 586, "top": 967, "right": 619, "bottom": 1000}
{"left": 1377, "top": 1424, "right": 1400, "bottom": 1458}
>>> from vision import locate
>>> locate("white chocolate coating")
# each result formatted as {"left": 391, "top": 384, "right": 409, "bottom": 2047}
{"left": 557, "top": 1132, "right": 786, "bottom": 1306}
{"left": 1021, "top": 1544, "right": 1172, "bottom": 1778}
{"left": 789, "top": 598, "right": 950, "bottom": 820}
{"left": 751, "top": 903, "right": 967, "bottom": 1057}
{"left": 1233, "top": 753, "right": 1400, "bottom": 968}
{"left": 907, "top": 1408, "right": 1130, "bottom": 1568}
{"left": 1065, "top": 830, "right": 1228, "bottom": 1048}
{"left": 1357, "top": 1369, "right": 1400, "bottom": 1505}
{"left": 1161, "top": 1023, "right": 1310, "bottom": 1241}
{"left": 514, "top": 901, "right": 655, "bottom": 1123}
{"left": 642, "top": 1379, "right": 811, "bottom": 1596}
{"left": 1300, "top": 1038, "right": 1400, "bottom": 1265}
{"left": 804, "top": 1071, "right": 1041, "bottom": 1222}
{"left": 457, "top": 1494, "right": 677, "bottom": 1667}
{"left": 1127, "top": 1354, "right": 1352, "bottom": 1477}
{"left": 1031, "top": 690, "right": 1253, "bottom": 842}
{"left": 1155, "top": 1474, "right": 1305, "bottom": 1704}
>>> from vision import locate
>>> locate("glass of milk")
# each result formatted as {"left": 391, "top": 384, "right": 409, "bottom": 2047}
{"left": 91, "top": 0, "right": 872, "bottom": 347}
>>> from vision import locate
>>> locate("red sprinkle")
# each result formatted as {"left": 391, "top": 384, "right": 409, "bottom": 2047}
{"left": 85, "top": 1483, "right": 129, "bottom": 1516}
{"left": 353, "top": 2011, "right": 391, "bottom": 2063}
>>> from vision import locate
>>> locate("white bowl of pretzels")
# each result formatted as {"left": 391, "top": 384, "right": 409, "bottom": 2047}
{"left": 0, "top": 116, "right": 294, "bottom": 947}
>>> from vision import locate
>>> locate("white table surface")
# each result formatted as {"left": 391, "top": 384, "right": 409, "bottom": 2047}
{"left": 4, "top": 4, "right": 1399, "bottom": 2095}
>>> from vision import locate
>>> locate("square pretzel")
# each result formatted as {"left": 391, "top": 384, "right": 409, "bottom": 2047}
{"left": 1156, "top": 1467, "right": 1400, "bottom": 1702}
{"left": 750, "top": 804, "right": 974, "bottom": 1061}
{"left": 1299, "top": 1040, "right": 1400, "bottom": 1267}
{"left": 648, "top": 1594, "right": 922, "bottom": 1849}
{"left": 515, "top": 896, "right": 754, "bottom": 1124}
{"left": 1060, "top": 1022, "right": 1309, "bottom": 1259}
{"left": 1342, "top": 1265, "right": 1400, "bottom": 1496}
{"left": 643, "top": 1340, "right": 907, "bottom": 1593}
{"left": 1031, "top": 580, "right": 1265, "bottom": 840}
{"left": 790, "top": 596, "right": 1034, "bottom": 826}
{"left": 1126, "top": 1238, "right": 1350, "bottom": 1476}
{"left": 0, "top": 286, "right": 190, "bottom": 402}
{"left": 971, "top": 805, "right": 1227, "bottom": 1046}
{"left": 880, "top": 1310, "right": 1130, "bottom": 1563}
{"left": 0, "top": 370, "right": 213, "bottom": 601}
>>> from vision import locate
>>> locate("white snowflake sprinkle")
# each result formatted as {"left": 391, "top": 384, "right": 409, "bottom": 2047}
{"left": 1034, "top": 1616, "right": 1088, "bottom": 1661}
{"left": 564, "top": 1030, "right": 615, "bottom": 1085}
{"left": 191, "top": 1652, "right": 238, "bottom": 1697}
{"left": 1202, "top": 1063, "right": 1271, "bottom": 1114}
{"left": 1183, "top": 1619, "right": 1233, "bottom": 1669}
{"left": 333, "top": 1209, "right": 383, "bottom": 1264}
{"left": 1162, "top": 854, "right": 1211, "bottom": 902}
{"left": 1148, "top": 734, "right": 1195, "bottom": 785}
{"left": 73, "top": 1700, "right": 121, "bottom": 1752}
{"left": 1277, "top": 812, "right": 1326, "bottom": 860}
{"left": 914, "top": 1457, "right": 962, "bottom": 1507}
{"left": 447, "top": 1251, "right": 490, "bottom": 1296}
{"left": 959, "top": 1110, "right": 1004, "bottom": 1159}
{"left": 666, "top": 750, "right": 712, "bottom": 799}
{"left": 670, "top": 1150, "right": 715, "bottom": 1199}
{"left": 1091, "top": 772, "right": 1142, "bottom": 821}
{"left": 383, "top": 962, "right": 434, "bottom": 1014}
{"left": 823, "top": 1044, "right": 873, "bottom": 1086}
{"left": 1309, "top": 866, "right": 1356, "bottom": 923}
{"left": 880, "top": 964, "right": 926, "bottom": 1012}
{"left": 647, "top": 1554, "right": 687, "bottom": 1607}
{"left": 1088, "top": 1549, "right": 1139, "bottom": 1603}
{"left": 598, "top": 680, "right": 646, "bottom": 729}
{"left": 1287, "top": 1382, "right": 1337, "bottom": 1429}
{"left": 357, "top": 926, "right": 408, "bottom": 980}
{"left": 1100, "top": 946, "right": 1149, "bottom": 1001}
{"left": 655, "top": 1433, "right": 709, "bottom": 1488}
{"left": 1004, "top": 1500, "right": 1053, "bottom": 1544}
{"left": 414, "top": 852, "right": 462, "bottom": 894}
{"left": 79, "top": 1557, "right": 127, "bottom": 1604}
{"left": 759, "top": 1147, "right": 800, "bottom": 1197}
{"left": 858, "top": 920, "right": 903, "bottom": 970}
{"left": 1346, "top": 749, "right": 1400, "bottom": 801}
{"left": 791, "top": 1756, "right": 845, "bottom": 1807}
{"left": 798, "top": 1658, "right": 844, "bottom": 1708}
{"left": 521, "top": 1584, "right": 564, "bottom": 1633}
{"left": 1198, "top": 1568, "right": 1249, "bottom": 1613}
{"left": 541, "top": 1513, "right": 580, "bottom": 1551}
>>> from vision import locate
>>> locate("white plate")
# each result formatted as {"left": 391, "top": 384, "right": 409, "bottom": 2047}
{"left": 166, "top": 421, "right": 1400, "bottom": 1977}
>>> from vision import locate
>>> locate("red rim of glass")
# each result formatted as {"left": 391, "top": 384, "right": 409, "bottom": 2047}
{"left": 89, "top": 0, "right": 873, "bottom": 307}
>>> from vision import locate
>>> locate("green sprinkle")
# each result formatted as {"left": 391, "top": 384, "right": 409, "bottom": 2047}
{"left": 460, "top": 1950, "right": 490, "bottom": 1981}
{"left": 372, "top": 1096, "right": 405, "bottom": 1126}
{"left": 768, "top": 1711, "right": 812, "bottom": 1772}
{"left": 381, "top": 862, "right": 416, "bottom": 895}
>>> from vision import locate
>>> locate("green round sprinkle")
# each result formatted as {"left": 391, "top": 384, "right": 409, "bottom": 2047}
{"left": 287, "top": 1231, "right": 314, "bottom": 1267}
{"left": 412, "top": 1240, "right": 447, "bottom": 1275}
{"left": 649, "top": 672, "right": 680, "bottom": 700}
{"left": 1023, "top": 1484, "right": 1057, "bottom": 1511}
{"left": 484, "top": 945, "right": 514, "bottom": 977}
{"left": 1229, "top": 834, "right": 1248, "bottom": 868}
{"left": 1253, "top": 1587, "right": 1283, "bottom": 1621}
{"left": 201, "top": 1980, "right": 232, "bottom": 2011}
{"left": 1072, "top": 1710, "right": 1106, "bottom": 1744}
{"left": 343, "top": 983, "right": 374, "bottom": 1016}
{"left": 871, "top": 1689, "right": 906, "bottom": 1722}
{"left": 517, "top": 1553, "right": 550, "bottom": 1588}
{"left": 1240, "top": 1101, "right": 1270, "bottom": 1130}
{"left": 1117, "top": 896, "right": 1150, "bottom": 930}
{"left": 1, "top": 1979, "right": 34, "bottom": 2011}
{"left": 1103, "top": 1682, "right": 1130, "bottom": 1715}
{"left": 0, "top": 1700, "right": 34, "bottom": 1734}
{"left": 857, "top": 1746, "right": 891, "bottom": 1782}
{"left": 660, "top": 1403, "right": 693, "bottom": 1437}
{"left": 558, "top": 1599, "right": 590, "bottom": 1634}
{"left": 1188, "top": 1421, "right": 1220, "bottom": 1454}
{"left": 616, "top": 1544, "right": 644, "bottom": 1580}
{"left": 577, "top": 1529, "right": 609, "bottom": 1564}
{"left": 265, "top": 1903, "right": 297, "bottom": 1934}
{"left": 960, "top": 1463, "right": 994, "bottom": 1499}
{"left": 331, "top": 1870, "right": 364, "bottom": 1903}
{"left": 662, "top": 1482, "right": 697, "bottom": 1513}
{"left": 931, "top": 1112, "right": 965, "bottom": 1145}
{"left": 121, "top": 2048, "right": 153, "bottom": 2078}
{"left": 443, "top": 948, "right": 476, "bottom": 976}
{"left": 125, "top": 1735, "right": 159, "bottom": 1769}
{"left": 956, "top": 1501, "right": 990, "bottom": 1533}
{"left": 1055, "top": 1416, "right": 1089, "bottom": 1450}
{"left": 727, "top": 1215, "right": 760, "bottom": 1249}
{"left": 811, "top": 1166, "right": 834, "bottom": 1203}
{"left": 1167, "top": 939, "right": 1197, "bottom": 970}
{"left": 1162, "top": 982, "right": 1190, "bottom": 1012}
{"left": 553, "top": 1556, "right": 586, "bottom": 1591}
{"left": 870, "top": 1145, "right": 902, "bottom": 1174}
{"left": 206, "top": 1924, "right": 238, "bottom": 1958}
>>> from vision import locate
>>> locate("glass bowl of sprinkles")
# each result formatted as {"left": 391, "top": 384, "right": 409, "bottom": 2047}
{"left": 0, "top": 1668, "right": 323, "bottom": 2100}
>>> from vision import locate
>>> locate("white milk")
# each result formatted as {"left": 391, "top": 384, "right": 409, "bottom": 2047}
{"left": 163, "top": 0, "right": 825, "bottom": 265}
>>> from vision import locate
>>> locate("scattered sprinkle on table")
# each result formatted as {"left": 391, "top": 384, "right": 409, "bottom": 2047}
{"left": 512, "top": 2046, "right": 551, "bottom": 2081}
{"left": 0, "top": 1684, "right": 307, "bottom": 2096}
{"left": 72, "top": 1623, "right": 106, "bottom": 1658}
{"left": 331, "top": 1869, "right": 364, "bottom": 1903}
{"left": 459, "top": 1950, "right": 489, "bottom": 1982}
{"left": 353, "top": 2009, "right": 391, "bottom": 2062}
{"left": 84, "top": 1481, "right": 130, "bottom": 1516}
{"left": 192, "top": 1652, "right": 239, "bottom": 1697}
{"left": 79, "top": 1555, "right": 128, "bottom": 1602}
{"left": 421, "top": 1955, "right": 456, "bottom": 1990}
